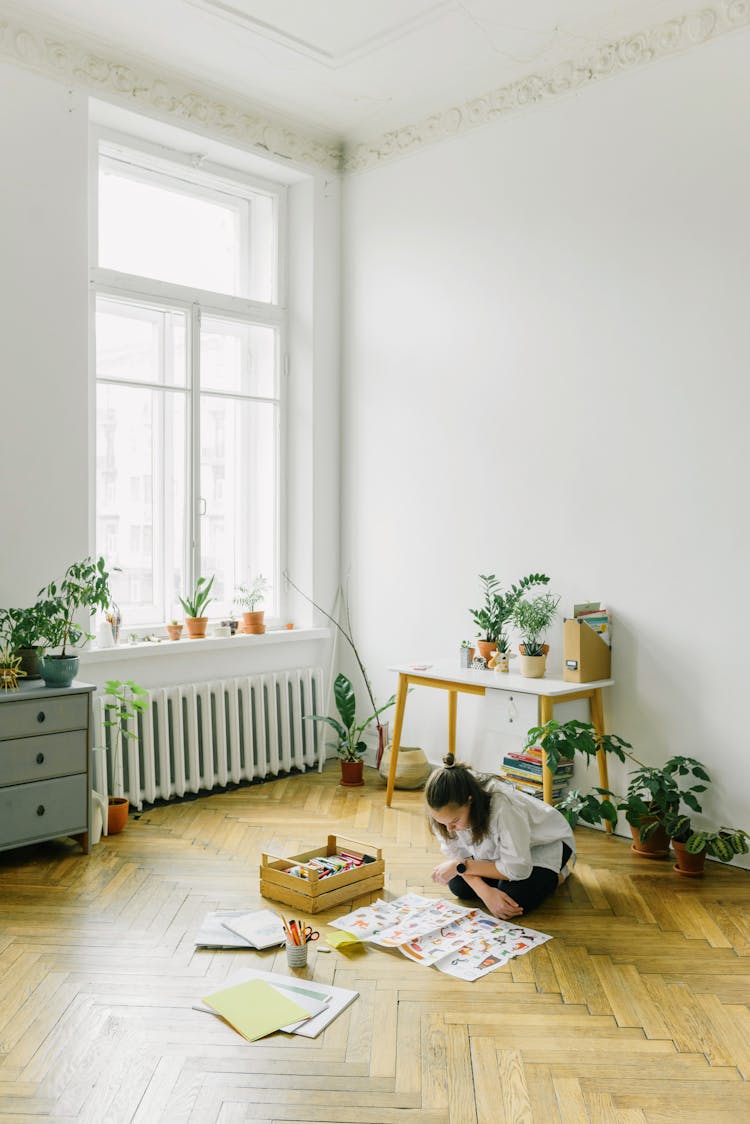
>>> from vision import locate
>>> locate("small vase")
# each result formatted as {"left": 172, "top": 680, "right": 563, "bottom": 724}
{"left": 494, "top": 653, "right": 510, "bottom": 673}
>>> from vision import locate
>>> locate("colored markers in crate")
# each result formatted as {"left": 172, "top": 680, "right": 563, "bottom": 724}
{"left": 286, "top": 850, "right": 367, "bottom": 880}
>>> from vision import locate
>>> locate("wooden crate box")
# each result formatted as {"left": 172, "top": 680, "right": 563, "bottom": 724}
{"left": 260, "top": 834, "right": 384, "bottom": 915}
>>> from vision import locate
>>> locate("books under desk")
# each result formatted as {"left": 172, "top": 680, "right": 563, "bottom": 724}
{"left": 500, "top": 746, "right": 573, "bottom": 801}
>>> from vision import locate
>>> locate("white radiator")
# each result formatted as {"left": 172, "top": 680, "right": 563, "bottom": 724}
{"left": 93, "top": 667, "right": 325, "bottom": 810}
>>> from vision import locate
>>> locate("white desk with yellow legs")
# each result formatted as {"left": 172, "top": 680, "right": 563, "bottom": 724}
{"left": 384, "top": 662, "right": 614, "bottom": 826}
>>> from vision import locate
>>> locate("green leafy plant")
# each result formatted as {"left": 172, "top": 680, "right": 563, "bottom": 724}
{"left": 524, "top": 719, "right": 632, "bottom": 776}
{"left": 38, "top": 556, "right": 111, "bottom": 657}
{"left": 555, "top": 787, "right": 619, "bottom": 829}
{"left": 178, "top": 575, "right": 215, "bottom": 619}
{"left": 619, "top": 757, "right": 710, "bottom": 842}
{"left": 663, "top": 812, "right": 749, "bottom": 863}
{"left": 305, "top": 672, "right": 396, "bottom": 763}
{"left": 511, "top": 592, "right": 560, "bottom": 655}
{"left": 102, "top": 679, "right": 149, "bottom": 796}
{"left": 234, "top": 573, "right": 270, "bottom": 611}
{"left": 469, "top": 572, "right": 550, "bottom": 651}
{"left": 0, "top": 604, "right": 48, "bottom": 651}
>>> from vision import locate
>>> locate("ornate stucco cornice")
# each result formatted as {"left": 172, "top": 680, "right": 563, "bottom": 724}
{"left": 343, "top": 0, "right": 750, "bottom": 174}
{"left": 0, "top": 4, "right": 342, "bottom": 173}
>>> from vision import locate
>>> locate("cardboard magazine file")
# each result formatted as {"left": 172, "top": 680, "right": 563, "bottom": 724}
{"left": 563, "top": 618, "right": 612, "bottom": 683}
{"left": 260, "top": 833, "right": 384, "bottom": 915}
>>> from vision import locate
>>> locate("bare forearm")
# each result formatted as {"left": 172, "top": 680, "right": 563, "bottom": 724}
{"left": 462, "top": 858, "right": 508, "bottom": 881}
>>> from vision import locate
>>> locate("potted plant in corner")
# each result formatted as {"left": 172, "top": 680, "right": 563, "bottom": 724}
{"left": 178, "top": 575, "right": 214, "bottom": 638}
{"left": 305, "top": 672, "right": 396, "bottom": 787}
{"left": 511, "top": 591, "right": 560, "bottom": 677}
{"left": 234, "top": 573, "right": 270, "bottom": 634}
{"left": 101, "top": 678, "right": 149, "bottom": 834}
{"left": 470, "top": 572, "right": 550, "bottom": 667}
{"left": 618, "top": 757, "right": 710, "bottom": 858}
{"left": 36, "top": 557, "right": 112, "bottom": 687}
{"left": 664, "top": 812, "right": 749, "bottom": 876}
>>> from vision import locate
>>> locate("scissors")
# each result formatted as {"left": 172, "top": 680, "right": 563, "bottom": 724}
{"left": 301, "top": 924, "right": 320, "bottom": 943}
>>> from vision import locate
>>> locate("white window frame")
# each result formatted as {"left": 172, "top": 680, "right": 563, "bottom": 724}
{"left": 89, "top": 128, "right": 288, "bottom": 627}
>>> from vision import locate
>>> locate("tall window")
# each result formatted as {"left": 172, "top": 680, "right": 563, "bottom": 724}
{"left": 93, "top": 139, "right": 284, "bottom": 625}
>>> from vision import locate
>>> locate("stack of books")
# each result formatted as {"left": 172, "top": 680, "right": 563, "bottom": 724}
{"left": 501, "top": 746, "right": 573, "bottom": 802}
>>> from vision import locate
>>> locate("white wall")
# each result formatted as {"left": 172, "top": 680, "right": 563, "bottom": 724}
{"left": 341, "top": 32, "right": 750, "bottom": 853}
{"left": 0, "top": 68, "right": 89, "bottom": 602}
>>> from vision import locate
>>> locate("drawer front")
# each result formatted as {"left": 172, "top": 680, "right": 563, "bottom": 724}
{"left": 0, "top": 730, "right": 87, "bottom": 786}
{"left": 486, "top": 691, "right": 539, "bottom": 734}
{"left": 0, "top": 695, "right": 88, "bottom": 741}
{"left": 0, "top": 774, "right": 87, "bottom": 848}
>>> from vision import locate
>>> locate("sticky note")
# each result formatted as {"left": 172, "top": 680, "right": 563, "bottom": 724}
{"left": 327, "top": 930, "right": 361, "bottom": 949}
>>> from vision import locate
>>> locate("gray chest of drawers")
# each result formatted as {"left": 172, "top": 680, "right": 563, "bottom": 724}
{"left": 0, "top": 680, "right": 94, "bottom": 855}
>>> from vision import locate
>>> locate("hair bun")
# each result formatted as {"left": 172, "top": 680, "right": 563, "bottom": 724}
{"left": 442, "top": 752, "right": 455, "bottom": 768}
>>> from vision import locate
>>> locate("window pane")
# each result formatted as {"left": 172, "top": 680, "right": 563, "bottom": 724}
{"left": 96, "top": 383, "right": 187, "bottom": 625}
{"left": 200, "top": 317, "right": 276, "bottom": 397}
{"left": 98, "top": 157, "right": 276, "bottom": 301}
{"left": 96, "top": 297, "right": 186, "bottom": 387}
{"left": 200, "top": 396, "right": 277, "bottom": 618}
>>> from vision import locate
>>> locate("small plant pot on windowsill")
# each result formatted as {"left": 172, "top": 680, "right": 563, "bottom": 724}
{"left": 518, "top": 644, "right": 550, "bottom": 679}
{"left": 672, "top": 840, "right": 706, "bottom": 876}
{"left": 107, "top": 797, "right": 129, "bottom": 834}
{"left": 239, "top": 610, "right": 265, "bottom": 635}
{"left": 166, "top": 623, "right": 183, "bottom": 641}
{"left": 184, "top": 616, "right": 208, "bottom": 639}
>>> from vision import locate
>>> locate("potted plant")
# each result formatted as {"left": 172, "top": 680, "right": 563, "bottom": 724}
{"left": 0, "top": 603, "right": 50, "bottom": 681}
{"left": 166, "top": 619, "right": 183, "bottom": 641}
{"left": 459, "top": 640, "right": 474, "bottom": 668}
{"left": 101, "top": 678, "right": 149, "bottom": 833}
{"left": 469, "top": 572, "right": 550, "bottom": 665}
{"left": 618, "top": 757, "right": 709, "bottom": 858}
{"left": 305, "top": 672, "right": 396, "bottom": 787}
{"left": 511, "top": 592, "right": 560, "bottom": 677}
{"left": 234, "top": 573, "right": 270, "bottom": 634}
{"left": 36, "top": 557, "right": 111, "bottom": 687}
{"left": 178, "top": 575, "right": 214, "bottom": 638}
{"left": 664, "top": 813, "right": 749, "bottom": 876}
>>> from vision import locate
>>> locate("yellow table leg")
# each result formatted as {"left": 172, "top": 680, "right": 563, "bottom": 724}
{"left": 589, "top": 686, "right": 613, "bottom": 833}
{"left": 448, "top": 690, "right": 457, "bottom": 759}
{"left": 539, "top": 695, "right": 554, "bottom": 805}
{"left": 385, "top": 673, "right": 409, "bottom": 807}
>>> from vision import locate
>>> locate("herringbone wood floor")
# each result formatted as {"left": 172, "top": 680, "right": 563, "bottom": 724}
{"left": 1, "top": 764, "right": 749, "bottom": 1123}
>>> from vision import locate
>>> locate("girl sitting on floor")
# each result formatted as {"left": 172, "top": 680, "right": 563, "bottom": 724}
{"left": 426, "top": 753, "right": 575, "bottom": 920}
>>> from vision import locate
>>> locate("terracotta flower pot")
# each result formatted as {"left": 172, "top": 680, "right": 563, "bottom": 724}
{"left": 672, "top": 839, "right": 707, "bottom": 876}
{"left": 107, "top": 796, "right": 129, "bottom": 834}
{"left": 475, "top": 640, "right": 495, "bottom": 664}
{"left": 340, "top": 759, "right": 365, "bottom": 787}
{"left": 184, "top": 616, "right": 208, "bottom": 638}
{"left": 629, "top": 820, "right": 670, "bottom": 858}
{"left": 166, "top": 624, "right": 183, "bottom": 641}
{"left": 239, "top": 610, "right": 265, "bottom": 635}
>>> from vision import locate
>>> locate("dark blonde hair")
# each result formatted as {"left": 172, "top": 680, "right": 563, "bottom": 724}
{"left": 425, "top": 753, "right": 493, "bottom": 844}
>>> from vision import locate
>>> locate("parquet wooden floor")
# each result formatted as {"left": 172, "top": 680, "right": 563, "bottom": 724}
{"left": 1, "top": 763, "right": 749, "bottom": 1123}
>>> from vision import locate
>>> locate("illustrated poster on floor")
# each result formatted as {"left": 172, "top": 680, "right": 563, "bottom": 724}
{"left": 330, "top": 893, "right": 551, "bottom": 982}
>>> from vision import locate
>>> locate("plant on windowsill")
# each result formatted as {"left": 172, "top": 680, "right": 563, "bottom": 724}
{"left": 469, "top": 572, "right": 550, "bottom": 666}
{"left": 510, "top": 591, "right": 560, "bottom": 678}
{"left": 305, "top": 672, "right": 396, "bottom": 787}
{"left": 178, "top": 575, "right": 215, "bottom": 639}
{"left": 166, "top": 619, "right": 183, "bottom": 641}
{"left": 234, "top": 573, "right": 270, "bottom": 635}
{"left": 36, "top": 557, "right": 112, "bottom": 687}
{"left": 102, "top": 679, "right": 149, "bottom": 834}
{"left": 663, "top": 812, "right": 750, "bottom": 876}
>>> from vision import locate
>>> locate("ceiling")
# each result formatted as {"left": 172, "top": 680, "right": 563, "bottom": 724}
{"left": 9, "top": 0, "right": 707, "bottom": 144}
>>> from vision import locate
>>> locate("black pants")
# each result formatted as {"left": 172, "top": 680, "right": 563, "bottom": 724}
{"left": 447, "top": 842, "right": 572, "bottom": 914}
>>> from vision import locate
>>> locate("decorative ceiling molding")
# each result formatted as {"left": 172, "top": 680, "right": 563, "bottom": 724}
{"left": 343, "top": 0, "right": 750, "bottom": 174}
{"left": 185, "top": 0, "right": 454, "bottom": 68}
{"left": 0, "top": 5, "right": 342, "bottom": 173}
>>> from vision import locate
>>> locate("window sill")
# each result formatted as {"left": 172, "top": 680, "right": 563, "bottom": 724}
{"left": 78, "top": 627, "right": 330, "bottom": 665}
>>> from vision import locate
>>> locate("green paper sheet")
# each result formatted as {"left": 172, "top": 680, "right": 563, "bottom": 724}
{"left": 202, "top": 978, "right": 310, "bottom": 1042}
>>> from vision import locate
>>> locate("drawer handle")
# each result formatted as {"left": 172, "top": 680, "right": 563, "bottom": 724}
{"left": 37, "top": 711, "right": 46, "bottom": 723}
{"left": 37, "top": 805, "right": 46, "bottom": 817}
{"left": 36, "top": 752, "right": 45, "bottom": 764}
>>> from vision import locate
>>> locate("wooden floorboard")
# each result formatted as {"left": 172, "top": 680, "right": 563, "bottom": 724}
{"left": 1, "top": 763, "right": 749, "bottom": 1122}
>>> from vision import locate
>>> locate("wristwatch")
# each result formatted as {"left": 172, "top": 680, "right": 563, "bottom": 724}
{"left": 456, "top": 861, "right": 467, "bottom": 875}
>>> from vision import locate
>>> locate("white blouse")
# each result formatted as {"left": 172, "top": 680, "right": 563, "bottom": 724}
{"left": 434, "top": 780, "right": 576, "bottom": 881}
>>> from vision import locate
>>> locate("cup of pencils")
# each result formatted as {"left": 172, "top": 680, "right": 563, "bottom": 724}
{"left": 283, "top": 917, "right": 308, "bottom": 968}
